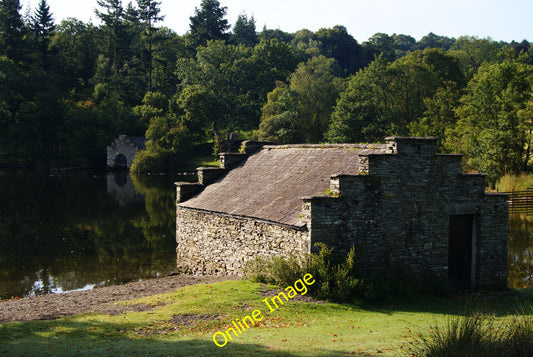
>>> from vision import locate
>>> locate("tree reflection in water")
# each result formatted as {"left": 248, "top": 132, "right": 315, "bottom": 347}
{"left": 0, "top": 170, "right": 186, "bottom": 299}
{"left": 508, "top": 213, "right": 533, "bottom": 289}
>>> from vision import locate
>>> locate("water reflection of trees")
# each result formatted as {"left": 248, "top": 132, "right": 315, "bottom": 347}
{"left": 508, "top": 214, "right": 533, "bottom": 289}
{"left": 0, "top": 171, "right": 177, "bottom": 299}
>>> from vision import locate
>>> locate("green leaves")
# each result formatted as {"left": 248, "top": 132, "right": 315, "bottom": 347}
{"left": 447, "top": 59, "right": 533, "bottom": 183}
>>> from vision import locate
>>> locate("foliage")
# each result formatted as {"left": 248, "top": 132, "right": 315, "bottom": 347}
{"left": 328, "top": 49, "right": 466, "bottom": 144}
{"left": 259, "top": 55, "right": 344, "bottom": 143}
{"left": 131, "top": 115, "right": 192, "bottom": 173}
{"left": 407, "top": 307, "right": 533, "bottom": 357}
{"left": 449, "top": 36, "right": 502, "bottom": 77}
{"left": 231, "top": 14, "right": 257, "bottom": 47}
{"left": 176, "top": 39, "right": 299, "bottom": 139}
{"left": 445, "top": 59, "right": 533, "bottom": 184}
{"left": 495, "top": 173, "right": 533, "bottom": 192}
{"left": 188, "top": 0, "right": 229, "bottom": 47}
{"left": 0, "top": 0, "right": 25, "bottom": 61}
{"left": 247, "top": 242, "right": 453, "bottom": 303}
{"left": 327, "top": 56, "right": 394, "bottom": 143}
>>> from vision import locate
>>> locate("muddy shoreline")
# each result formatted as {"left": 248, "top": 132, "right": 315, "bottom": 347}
{"left": 0, "top": 275, "right": 233, "bottom": 324}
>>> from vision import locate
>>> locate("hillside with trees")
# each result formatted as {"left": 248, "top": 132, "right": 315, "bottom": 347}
{"left": 0, "top": 0, "right": 531, "bottom": 183}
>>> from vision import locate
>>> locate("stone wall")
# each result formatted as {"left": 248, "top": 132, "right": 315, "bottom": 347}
{"left": 107, "top": 135, "right": 146, "bottom": 169}
{"left": 305, "top": 137, "right": 508, "bottom": 287}
{"left": 176, "top": 208, "right": 310, "bottom": 275}
{"left": 175, "top": 137, "right": 508, "bottom": 288}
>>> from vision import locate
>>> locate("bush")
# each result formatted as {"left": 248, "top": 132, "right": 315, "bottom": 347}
{"left": 247, "top": 243, "right": 367, "bottom": 302}
{"left": 246, "top": 243, "right": 456, "bottom": 303}
{"left": 407, "top": 306, "right": 533, "bottom": 357}
{"left": 130, "top": 116, "right": 192, "bottom": 173}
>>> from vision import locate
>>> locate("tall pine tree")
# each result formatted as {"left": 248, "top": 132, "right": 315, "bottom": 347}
{"left": 137, "top": 0, "right": 164, "bottom": 91}
{"left": 31, "top": 0, "right": 55, "bottom": 63}
{"left": 95, "top": 0, "right": 127, "bottom": 69}
{"left": 232, "top": 14, "right": 257, "bottom": 47}
{"left": 189, "top": 0, "right": 229, "bottom": 47}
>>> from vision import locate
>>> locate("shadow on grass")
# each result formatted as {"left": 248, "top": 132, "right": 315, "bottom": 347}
{"left": 331, "top": 287, "right": 533, "bottom": 318}
{"left": 0, "top": 318, "right": 353, "bottom": 357}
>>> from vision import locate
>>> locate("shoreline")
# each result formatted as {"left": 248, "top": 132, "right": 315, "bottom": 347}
{"left": 0, "top": 274, "right": 234, "bottom": 324}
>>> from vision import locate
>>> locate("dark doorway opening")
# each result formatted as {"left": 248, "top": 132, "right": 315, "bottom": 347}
{"left": 448, "top": 214, "right": 474, "bottom": 289}
{"left": 115, "top": 154, "right": 128, "bottom": 169}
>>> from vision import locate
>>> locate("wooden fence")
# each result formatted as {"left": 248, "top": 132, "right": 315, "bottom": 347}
{"left": 501, "top": 189, "right": 533, "bottom": 214}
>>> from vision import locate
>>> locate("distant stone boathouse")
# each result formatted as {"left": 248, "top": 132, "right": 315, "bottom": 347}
{"left": 107, "top": 135, "right": 146, "bottom": 169}
{"left": 175, "top": 137, "right": 508, "bottom": 288}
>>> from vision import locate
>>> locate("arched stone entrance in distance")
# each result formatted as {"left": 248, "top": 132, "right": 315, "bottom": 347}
{"left": 115, "top": 154, "right": 128, "bottom": 168}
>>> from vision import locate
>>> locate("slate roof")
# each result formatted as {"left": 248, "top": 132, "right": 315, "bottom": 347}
{"left": 179, "top": 144, "right": 389, "bottom": 227}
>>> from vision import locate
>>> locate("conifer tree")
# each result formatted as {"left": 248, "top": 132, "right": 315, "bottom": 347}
{"left": 31, "top": 0, "right": 55, "bottom": 59}
{"left": 0, "top": 0, "right": 25, "bottom": 60}
{"left": 189, "top": 0, "right": 229, "bottom": 47}
{"left": 137, "top": 0, "right": 164, "bottom": 91}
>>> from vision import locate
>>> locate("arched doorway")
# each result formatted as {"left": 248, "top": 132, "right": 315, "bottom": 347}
{"left": 115, "top": 154, "right": 128, "bottom": 168}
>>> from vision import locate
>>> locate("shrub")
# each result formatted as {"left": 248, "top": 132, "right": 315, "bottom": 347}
{"left": 407, "top": 306, "right": 533, "bottom": 357}
{"left": 247, "top": 243, "right": 367, "bottom": 302}
{"left": 246, "top": 243, "right": 456, "bottom": 303}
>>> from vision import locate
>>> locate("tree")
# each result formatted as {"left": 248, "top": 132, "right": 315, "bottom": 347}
{"left": 363, "top": 33, "right": 397, "bottom": 63}
{"left": 258, "top": 87, "right": 302, "bottom": 144}
{"left": 291, "top": 29, "right": 321, "bottom": 59}
{"left": 392, "top": 33, "right": 417, "bottom": 56}
{"left": 449, "top": 36, "right": 501, "bottom": 77}
{"left": 409, "top": 82, "right": 461, "bottom": 145}
{"left": 94, "top": 0, "right": 128, "bottom": 69}
{"left": 176, "top": 39, "right": 299, "bottom": 137}
{"left": 137, "top": 0, "right": 164, "bottom": 91}
{"left": 315, "top": 25, "right": 364, "bottom": 75}
{"left": 446, "top": 59, "right": 533, "bottom": 184}
{"left": 0, "top": 0, "right": 25, "bottom": 60}
{"left": 49, "top": 19, "right": 98, "bottom": 94}
{"left": 188, "top": 0, "right": 229, "bottom": 47}
{"left": 289, "top": 56, "right": 344, "bottom": 142}
{"left": 416, "top": 32, "right": 455, "bottom": 51}
{"left": 231, "top": 14, "right": 257, "bottom": 47}
{"left": 30, "top": 0, "right": 55, "bottom": 60}
{"left": 258, "top": 27, "right": 293, "bottom": 43}
{"left": 131, "top": 115, "right": 192, "bottom": 173}
{"left": 327, "top": 51, "right": 448, "bottom": 144}
{"left": 259, "top": 56, "right": 344, "bottom": 143}
{"left": 327, "top": 56, "right": 393, "bottom": 143}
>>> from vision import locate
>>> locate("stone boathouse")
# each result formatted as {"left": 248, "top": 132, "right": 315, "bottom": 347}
{"left": 107, "top": 135, "right": 147, "bottom": 169}
{"left": 175, "top": 137, "right": 508, "bottom": 288}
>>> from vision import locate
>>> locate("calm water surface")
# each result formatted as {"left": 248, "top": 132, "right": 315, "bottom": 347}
{"left": 0, "top": 170, "right": 532, "bottom": 299}
{"left": 0, "top": 170, "right": 186, "bottom": 300}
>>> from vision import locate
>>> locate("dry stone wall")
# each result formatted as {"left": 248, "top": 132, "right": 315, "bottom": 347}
{"left": 176, "top": 208, "right": 310, "bottom": 275}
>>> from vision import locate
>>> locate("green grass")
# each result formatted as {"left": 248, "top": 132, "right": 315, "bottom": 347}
{"left": 0, "top": 280, "right": 532, "bottom": 356}
{"left": 189, "top": 155, "right": 220, "bottom": 168}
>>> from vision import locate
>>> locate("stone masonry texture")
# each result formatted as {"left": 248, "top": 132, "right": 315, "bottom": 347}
{"left": 175, "top": 137, "right": 508, "bottom": 288}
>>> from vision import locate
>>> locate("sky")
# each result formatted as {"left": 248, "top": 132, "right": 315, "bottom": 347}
{"left": 22, "top": 0, "right": 532, "bottom": 43}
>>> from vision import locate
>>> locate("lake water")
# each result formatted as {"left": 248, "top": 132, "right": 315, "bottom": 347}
{"left": 0, "top": 170, "right": 532, "bottom": 299}
{"left": 0, "top": 170, "right": 187, "bottom": 300}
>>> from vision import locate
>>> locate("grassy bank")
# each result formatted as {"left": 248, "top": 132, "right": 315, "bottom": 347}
{"left": 0, "top": 280, "right": 531, "bottom": 356}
